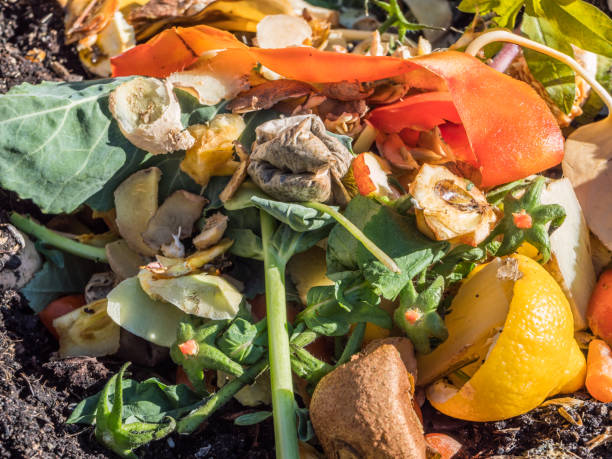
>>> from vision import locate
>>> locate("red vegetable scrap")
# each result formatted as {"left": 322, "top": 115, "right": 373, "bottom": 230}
{"left": 178, "top": 339, "right": 199, "bottom": 357}
{"left": 512, "top": 209, "right": 533, "bottom": 229}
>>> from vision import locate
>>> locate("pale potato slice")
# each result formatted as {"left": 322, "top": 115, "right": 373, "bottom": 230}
{"left": 540, "top": 178, "right": 596, "bottom": 330}
{"left": 114, "top": 167, "right": 161, "bottom": 257}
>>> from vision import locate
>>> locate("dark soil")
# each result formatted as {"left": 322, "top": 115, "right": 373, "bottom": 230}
{"left": 1, "top": 0, "right": 611, "bottom": 458}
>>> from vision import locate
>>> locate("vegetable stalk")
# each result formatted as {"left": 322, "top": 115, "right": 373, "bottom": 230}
{"left": 9, "top": 212, "right": 108, "bottom": 263}
{"left": 302, "top": 201, "right": 401, "bottom": 273}
{"left": 260, "top": 210, "right": 300, "bottom": 459}
{"left": 177, "top": 357, "right": 269, "bottom": 434}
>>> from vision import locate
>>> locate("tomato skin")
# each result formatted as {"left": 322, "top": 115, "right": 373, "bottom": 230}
{"left": 587, "top": 269, "right": 612, "bottom": 347}
{"left": 352, "top": 153, "right": 376, "bottom": 196}
{"left": 425, "top": 433, "right": 463, "bottom": 459}
{"left": 39, "top": 294, "right": 85, "bottom": 339}
{"left": 586, "top": 339, "right": 612, "bottom": 403}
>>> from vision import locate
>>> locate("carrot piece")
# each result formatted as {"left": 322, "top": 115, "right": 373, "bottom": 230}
{"left": 586, "top": 339, "right": 612, "bottom": 403}
{"left": 178, "top": 339, "right": 199, "bottom": 356}
{"left": 352, "top": 153, "right": 377, "bottom": 196}
{"left": 587, "top": 269, "right": 612, "bottom": 346}
{"left": 39, "top": 294, "right": 85, "bottom": 339}
{"left": 425, "top": 433, "right": 463, "bottom": 459}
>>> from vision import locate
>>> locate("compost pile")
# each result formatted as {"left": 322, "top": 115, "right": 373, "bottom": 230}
{"left": 1, "top": 0, "right": 612, "bottom": 458}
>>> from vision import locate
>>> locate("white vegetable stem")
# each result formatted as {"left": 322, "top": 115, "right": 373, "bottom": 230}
{"left": 465, "top": 30, "right": 612, "bottom": 114}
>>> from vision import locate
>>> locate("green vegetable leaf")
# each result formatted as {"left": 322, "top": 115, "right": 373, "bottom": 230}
{"left": 227, "top": 228, "right": 264, "bottom": 260}
{"left": 458, "top": 0, "right": 524, "bottom": 29}
{"left": 234, "top": 411, "right": 272, "bottom": 426}
{"left": 68, "top": 370, "right": 201, "bottom": 425}
{"left": 327, "top": 131, "right": 355, "bottom": 155}
{"left": 226, "top": 257, "right": 265, "bottom": 300}
{"left": 539, "top": 0, "right": 612, "bottom": 58}
{"left": 0, "top": 78, "right": 142, "bottom": 214}
{"left": 174, "top": 89, "right": 226, "bottom": 127}
{"left": 144, "top": 151, "right": 203, "bottom": 202}
{"left": 271, "top": 224, "right": 332, "bottom": 268}
{"left": 93, "top": 364, "right": 177, "bottom": 458}
{"left": 22, "top": 254, "right": 99, "bottom": 313}
{"left": 327, "top": 196, "right": 448, "bottom": 298}
{"left": 299, "top": 277, "right": 390, "bottom": 336}
{"left": 217, "top": 318, "right": 267, "bottom": 365}
{"left": 521, "top": 13, "right": 576, "bottom": 114}
{"left": 203, "top": 176, "right": 232, "bottom": 211}
{"left": 251, "top": 196, "right": 336, "bottom": 232}
{"left": 325, "top": 196, "right": 382, "bottom": 279}
{"left": 238, "top": 110, "right": 280, "bottom": 153}
{"left": 295, "top": 406, "right": 315, "bottom": 442}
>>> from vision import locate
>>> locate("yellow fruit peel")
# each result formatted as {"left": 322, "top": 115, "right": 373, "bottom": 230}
{"left": 426, "top": 255, "right": 585, "bottom": 422}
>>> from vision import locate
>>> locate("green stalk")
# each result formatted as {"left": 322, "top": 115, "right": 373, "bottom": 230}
{"left": 260, "top": 210, "right": 299, "bottom": 459}
{"left": 177, "top": 358, "right": 269, "bottom": 434}
{"left": 335, "top": 322, "right": 366, "bottom": 367}
{"left": 301, "top": 201, "right": 400, "bottom": 273}
{"left": 10, "top": 212, "right": 108, "bottom": 263}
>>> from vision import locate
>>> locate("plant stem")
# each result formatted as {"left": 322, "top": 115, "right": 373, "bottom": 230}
{"left": 177, "top": 358, "right": 269, "bottom": 434}
{"left": 260, "top": 210, "right": 299, "bottom": 459}
{"left": 9, "top": 212, "right": 108, "bottom": 263}
{"left": 302, "top": 201, "right": 400, "bottom": 273}
{"left": 336, "top": 322, "right": 366, "bottom": 367}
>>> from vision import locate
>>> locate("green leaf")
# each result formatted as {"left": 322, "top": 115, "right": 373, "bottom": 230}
{"left": 327, "top": 196, "right": 448, "bottom": 299}
{"left": 271, "top": 224, "right": 332, "bottom": 268}
{"left": 251, "top": 196, "right": 336, "bottom": 232}
{"left": 238, "top": 110, "right": 280, "bottom": 153}
{"left": 68, "top": 375, "right": 201, "bottom": 425}
{"left": 143, "top": 151, "right": 203, "bottom": 202}
{"left": 234, "top": 411, "right": 272, "bottom": 426}
{"left": 22, "top": 254, "right": 99, "bottom": 313}
{"left": 295, "top": 406, "right": 314, "bottom": 442}
{"left": 539, "top": 0, "right": 612, "bottom": 58}
{"left": 106, "top": 277, "right": 188, "bottom": 348}
{"left": 458, "top": 0, "right": 524, "bottom": 29}
{"left": 204, "top": 176, "right": 232, "bottom": 211}
{"left": 227, "top": 228, "right": 264, "bottom": 260}
{"left": 326, "top": 196, "right": 382, "bottom": 279}
{"left": 327, "top": 131, "right": 355, "bottom": 155}
{"left": 174, "top": 89, "right": 226, "bottom": 127}
{"left": 0, "top": 78, "right": 143, "bottom": 214}
{"left": 217, "top": 318, "right": 267, "bottom": 365}
{"left": 226, "top": 257, "right": 265, "bottom": 300}
{"left": 521, "top": 13, "right": 576, "bottom": 114}
{"left": 300, "top": 279, "right": 390, "bottom": 336}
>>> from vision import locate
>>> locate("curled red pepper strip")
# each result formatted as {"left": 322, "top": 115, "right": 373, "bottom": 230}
{"left": 438, "top": 122, "right": 478, "bottom": 166}
{"left": 409, "top": 51, "right": 564, "bottom": 187}
{"left": 111, "top": 26, "right": 564, "bottom": 188}
{"left": 368, "top": 92, "right": 460, "bottom": 132}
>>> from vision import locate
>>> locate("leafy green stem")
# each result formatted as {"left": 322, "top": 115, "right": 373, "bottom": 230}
{"left": 260, "top": 210, "right": 300, "bottom": 459}
{"left": 301, "top": 201, "right": 400, "bottom": 274}
{"left": 335, "top": 322, "right": 366, "bottom": 367}
{"left": 10, "top": 212, "right": 108, "bottom": 263}
{"left": 177, "top": 357, "right": 269, "bottom": 434}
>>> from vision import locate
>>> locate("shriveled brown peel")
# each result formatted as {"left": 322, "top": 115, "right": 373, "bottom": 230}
{"left": 310, "top": 344, "right": 426, "bottom": 459}
{"left": 467, "top": 31, "right": 612, "bottom": 252}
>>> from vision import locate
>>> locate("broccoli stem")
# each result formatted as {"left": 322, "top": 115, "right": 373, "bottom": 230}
{"left": 9, "top": 212, "right": 108, "bottom": 263}
{"left": 177, "top": 357, "right": 269, "bottom": 434}
{"left": 260, "top": 210, "right": 300, "bottom": 459}
{"left": 302, "top": 201, "right": 400, "bottom": 273}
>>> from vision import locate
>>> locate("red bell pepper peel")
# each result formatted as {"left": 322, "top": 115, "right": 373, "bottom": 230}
{"left": 111, "top": 26, "right": 563, "bottom": 188}
{"left": 368, "top": 92, "right": 460, "bottom": 132}
{"left": 411, "top": 51, "right": 564, "bottom": 187}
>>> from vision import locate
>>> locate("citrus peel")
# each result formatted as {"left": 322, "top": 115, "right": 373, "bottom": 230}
{"left": 423, "top": 254, "right": 585, "bottom": 422}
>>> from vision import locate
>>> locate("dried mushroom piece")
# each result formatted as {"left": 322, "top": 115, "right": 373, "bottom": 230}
{"left": 193, "top": 213, "right": 228, "bottom": 250}
{"left": 247, "top": 114, "right": 353, "bottom": 203}
{"left": 226, "top": 80, "right": 313, "bottom": 114}
{"left": 310, "top": 344, "right": 426, "bottom": 459}
{"left": 142, "top": 190, "right": 207, "bottom": 252}
{"left": 109, "top": 77, "right": 195, "bottom": 155}
{"left": 409, "top": 164, "right": 497, "bottom": 246}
